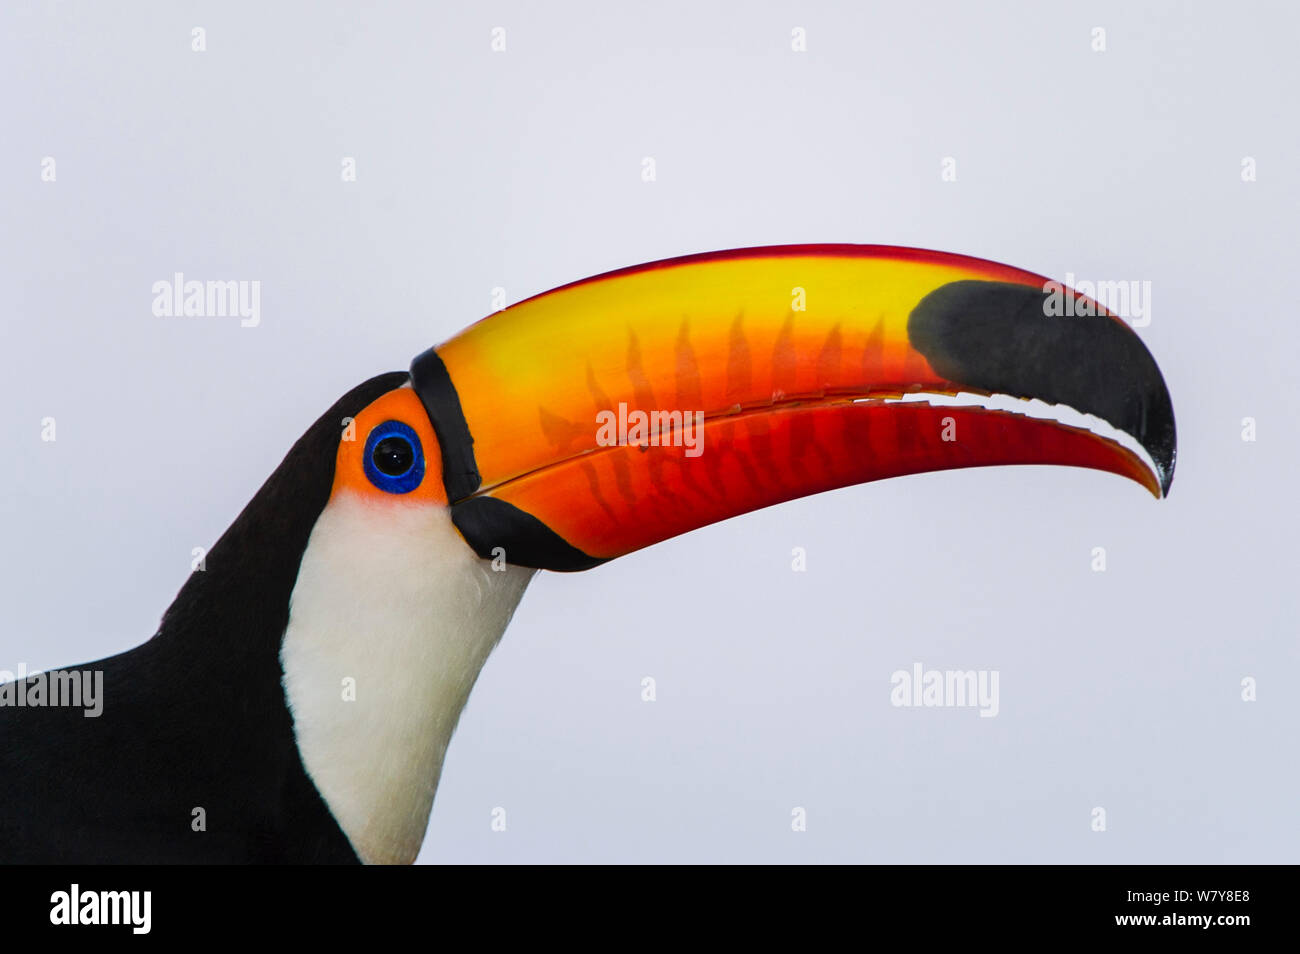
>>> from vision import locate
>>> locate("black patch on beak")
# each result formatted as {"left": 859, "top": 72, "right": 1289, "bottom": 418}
{"left": 451, "top": 497, "right": 606, "bottom": 572}
{"left": 907, "top": 280, "right": 1176, "bottom": 494}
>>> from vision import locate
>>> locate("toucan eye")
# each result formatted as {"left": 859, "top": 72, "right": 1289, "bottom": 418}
{"left": 373, "top": 437, "right": 413, "bottom": 475}
{"left": 363, "top": 420, "right": 424, "bottom": 494}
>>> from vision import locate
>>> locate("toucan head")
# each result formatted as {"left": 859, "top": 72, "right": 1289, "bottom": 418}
{"left": 335, "top": 245, "right": 1173, "bottom": 570}
{"left": 274, "top": 244, "right": 1174, "bottom": 863}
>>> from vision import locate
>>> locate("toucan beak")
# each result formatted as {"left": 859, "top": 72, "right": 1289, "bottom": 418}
{"left": 410, "top": 245, "right": 1176, "bottom": 571}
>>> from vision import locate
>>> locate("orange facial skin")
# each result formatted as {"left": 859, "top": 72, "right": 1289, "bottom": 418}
{"left": 330, "top": 387, "right": 447, "bottom": 507}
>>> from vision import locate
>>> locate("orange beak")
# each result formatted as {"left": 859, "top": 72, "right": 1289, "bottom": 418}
{"left": 410, "top": 245, "right": 1176, "bottom": 570}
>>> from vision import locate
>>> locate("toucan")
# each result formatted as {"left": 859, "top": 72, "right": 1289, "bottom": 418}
{"left": 0, "top": 245, "right": 1175, "bottom": 864}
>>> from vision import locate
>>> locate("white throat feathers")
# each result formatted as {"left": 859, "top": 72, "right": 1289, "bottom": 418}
{"left": 280, "top": 491, "right": 535, "bottom": 864}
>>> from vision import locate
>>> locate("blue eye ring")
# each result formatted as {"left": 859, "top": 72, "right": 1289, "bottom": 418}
{"left": 363, "top": 420, "right": 425, "bottom": 494}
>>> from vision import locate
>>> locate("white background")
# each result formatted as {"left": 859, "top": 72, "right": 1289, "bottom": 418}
{"left": 2, "top": 1, "right": 1296, "bottom": 862}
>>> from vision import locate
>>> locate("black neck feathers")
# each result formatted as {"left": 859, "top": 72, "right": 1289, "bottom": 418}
{"left": 0, "top": 372, "right": 408, "bottom": 863}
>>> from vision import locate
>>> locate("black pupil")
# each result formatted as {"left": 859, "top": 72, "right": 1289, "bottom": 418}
{"left": 373, "top": 436, "right": 414, "bottom": 476}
